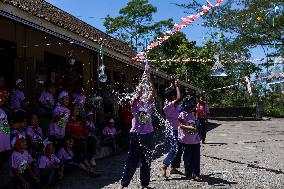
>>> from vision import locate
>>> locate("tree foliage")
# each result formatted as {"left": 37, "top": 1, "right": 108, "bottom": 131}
{"left": 178, "top": 0, "right": 284, "bottom": 53}
{"left": 104, "top": 0, "right": 173, "bottom": 51}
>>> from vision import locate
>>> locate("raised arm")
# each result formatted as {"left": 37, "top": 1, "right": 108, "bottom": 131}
{"left": 174, "top": 80, "right": 181, "bottom": 106}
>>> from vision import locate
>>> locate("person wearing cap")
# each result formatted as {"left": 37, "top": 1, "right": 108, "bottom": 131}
{"left": 160, "top": 79, "right": 183, "bottom": 177}
{"left": 102, "top": 118, "right": 119, "bottom": 154}
{"left": 9, "top": 79, "right": 28, "bottom": 115}
{"left": 38, "top": 139, "right": 63, "bottom": 186}
{"left": 196, "top": 96, "right": 210, "bottom": 144}
{"left": 178, "top": 103, "right": 202, "bottom": 181}
{"left": 10, "top": 134, "right": 40, "bottom": 189}
{"left": 48, "top": 91, "right": 70, "bottom": 145}
{"left": 118, "top": 70, "right": 155, "bottom": 189}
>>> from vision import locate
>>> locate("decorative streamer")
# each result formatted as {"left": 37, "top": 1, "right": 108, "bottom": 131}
{"left": 132, "top": 0, "right": 224, "bottom": 61}
{"left": 98, "top": 44, "right": 107, "bottom": 83}
{"left": 134, "top": 56, "right": 284, "bottom": 65}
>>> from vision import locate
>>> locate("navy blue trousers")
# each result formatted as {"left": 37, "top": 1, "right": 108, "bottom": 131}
{"left": 183, "top": 143, "right": 200, "bottom": 178}
{"left": 121, "top": 133, "right": 153, "bottom": 187}
{"left": 163, "top": 130, "right": 182, "bottom": 168}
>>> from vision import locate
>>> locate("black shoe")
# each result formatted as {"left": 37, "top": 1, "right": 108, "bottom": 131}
{"left": 185, "top": 174, "right": 192, "bottom": 179}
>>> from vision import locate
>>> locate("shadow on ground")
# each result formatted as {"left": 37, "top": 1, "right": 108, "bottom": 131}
{"left": 168, "top": 173, "right": 238, "bottom": 186}
{"left": 203, "top": 155, "right": 284, "bottom": 175}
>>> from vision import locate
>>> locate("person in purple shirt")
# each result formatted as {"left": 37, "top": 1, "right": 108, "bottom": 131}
{"left": 178, "top": 105, "right": 202, "bottom": 182}
{"left": 160, "top": 79, "right": 183, "bottom": 177}
{"left": 26, "top": 113, "right": 43, "bottom": 157}
{"left": 118, "top": 70, "right": 155, "bottom": 189}
{"left": 10, "top": 134, "right": 40, "bottom": 189}
{"left": 48, "top": 91, "right": 70, "bottom": 146}
{"left": 0, "top": 91, "right": 11, "bottom": 155}
{"left": 9, "top": 79, "right": 28, "bottom": 114}
{"left": 38, "top": 82, "right": 56, "bottom": 116}
{"left": 102, "top": 118, "right": 119, "bottom": 153}
{"left": 38, "top": 139, "right": 63, "bottom": 186}
{"left": 72, "top": 86, "right": 86, "bottom": 106}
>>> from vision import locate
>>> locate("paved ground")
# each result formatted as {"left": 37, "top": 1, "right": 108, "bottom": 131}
{"left": 56, "top": 118, "right": 284, "bottom": 189}
{"left": 2, "top": 119, "right": 283, "bottom": 189}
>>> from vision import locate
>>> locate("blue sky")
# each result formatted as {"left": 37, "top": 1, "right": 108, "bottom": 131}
{"left": 46, "top": 0, "right": 265, "bottom": 58}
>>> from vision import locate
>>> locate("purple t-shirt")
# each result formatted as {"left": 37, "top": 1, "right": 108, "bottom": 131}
{"left": 86, "top": 120, "right": 95, "bottom": 135}
{"left": 72, "top": 93, "right": 86, "bottom": 106}
{"left": 102, "top": 126, "right": 117, "bottom": 136}
{"left": 11, "top": 130, "right": 26, "bottom": 137}
{"left": 130, "top": 101, "right": 154, "bottom": 134}
{"left": 48, "top": 103, "right": 70, "bottom": 138}
{"left": 38, "top": 154, "right": 60, "bottom": 169}
{"left": 38, "top": 90, "right": 54, "bottom": 113}
{"left": 0, "top": 108, "right": 10, "bottom": 152}
{"left": 9, "top": 89, "right": 26, "bottom": 112}
{"left": 178, "top": 111, "right": 200, "bottom": 144}
{"left": 163, "top": 100, "right": 179, "bottom": 131}
{"left": 11, "top": 150, "right": 33, "bottom": 174}
{"left": 26, "top": 126, "right": 43, "bottom": 143}
{"left": 57, "top": 147, "right": 74, "bottom": 162}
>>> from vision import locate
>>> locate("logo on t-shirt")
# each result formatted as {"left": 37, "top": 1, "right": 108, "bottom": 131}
{"left": 138, "top": 112, "right": 149, "bottom": 125}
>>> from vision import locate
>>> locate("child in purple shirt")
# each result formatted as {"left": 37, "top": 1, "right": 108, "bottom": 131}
{"left": 48, "top": 91, "right": 70, "bottom": 147}
{"left": 57, "top": 135, "right": 75, "bottom": 167}
{"left": 178, "top": 105, "right": 202, "bottom": 181}
{"left": 11, "top": 116, "right": 27, "bottom": 139}
{"left": 102, "top": 118, "right": 119, "bottom": 153}
{"left": 85, "top": 112, "right": 98, "bottom": 167}
{"left": 38, "top": 139, "right": 63, "bottom": 186}
{"left": 26, "top": 113, "right": 43, "bottom": 158}
{"left": 57, "top": 135, "right": 103, "bottom": 177}
{"left": 119, "top": 70, "right": 155, "bottom": 189}
{"left": 38, "top": 82, "right": 56, "bottom": 116}
{"left": 9, "top": 79, "right": 27, "bottom": 114}
{"left": 0, "top": 91, "right": 11, "bottom": 155}
{"left": 10, "top": 134, "right": 40, "bottom": 189}
{"left": 160, "top": 79, "right": 183, "bottom": 177}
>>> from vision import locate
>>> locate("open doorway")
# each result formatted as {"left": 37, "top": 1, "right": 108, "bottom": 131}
{"left": 0, "top": 39, "right": 16, "bottom": 89}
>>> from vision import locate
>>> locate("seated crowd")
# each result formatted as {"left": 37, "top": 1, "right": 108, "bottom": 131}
{"left": 0, "top": 76, "right": 123, "bottom": 188}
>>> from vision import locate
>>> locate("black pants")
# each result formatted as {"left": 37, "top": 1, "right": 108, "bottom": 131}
{"left": 73, "top": 138, "right": 88, "bottom": 163}
{"left": 121, "top": 133, "right": 153, "bottom": 187}
{"left": 40, "top": 168, "right": 60, "bottom": 186}
{"left": 87, "top": 136, "right": 97, "bottom": 159}
{"left": 13, "top": 171, "right": 40, "bottom": 189}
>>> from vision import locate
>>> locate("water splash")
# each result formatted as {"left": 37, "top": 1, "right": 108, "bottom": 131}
{"left": 116, "top": 59, "right": 178, "bottom": 169}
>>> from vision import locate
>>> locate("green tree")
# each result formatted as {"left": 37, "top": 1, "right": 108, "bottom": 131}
{"left": 178, "top": 0, "right": 284, "bottom": 53}
{"left": 104, "top": 0, "right": 173, "bottom": 51}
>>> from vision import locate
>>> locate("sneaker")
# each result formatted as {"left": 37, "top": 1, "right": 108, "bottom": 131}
{"left": 159, "top": 164, "right": 167, "bottom": 178}
{"left": 193, "top": 176, "right": 203, "bottom": 182}
{"left": 185, "top": 174, "right": 192, "bottom": 180}
{"left": 170, "top": 168, "right": 183, "bottom": 175}
{"left": 90, "top": 158, "right": 97, "bottom": 167}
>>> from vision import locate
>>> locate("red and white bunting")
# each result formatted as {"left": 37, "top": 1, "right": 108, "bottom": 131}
{"left": 133, "top": 0, "right": 224, "bottom": 61}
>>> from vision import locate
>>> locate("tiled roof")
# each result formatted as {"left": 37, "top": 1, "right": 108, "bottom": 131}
{"left": 1, "top": 0, "right": 135, "bottom": 56}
